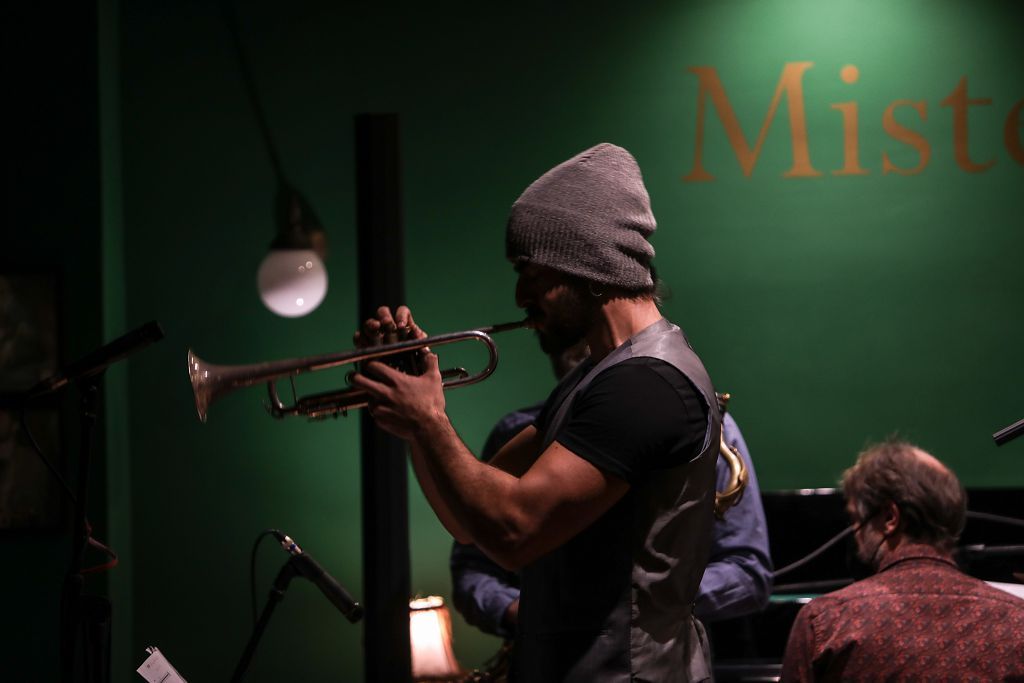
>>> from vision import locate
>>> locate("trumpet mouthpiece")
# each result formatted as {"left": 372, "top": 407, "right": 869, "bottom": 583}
{"left": 484, "top": 319, "right": 531, "bottom": 334}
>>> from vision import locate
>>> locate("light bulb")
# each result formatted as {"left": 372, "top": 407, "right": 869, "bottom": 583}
{"left": 257, "top": 249, "right": 328, "bottom": 317}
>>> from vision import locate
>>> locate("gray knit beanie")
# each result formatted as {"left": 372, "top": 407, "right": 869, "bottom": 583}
{"left": 505, "top": 143, "right": 656, "bottom": 290}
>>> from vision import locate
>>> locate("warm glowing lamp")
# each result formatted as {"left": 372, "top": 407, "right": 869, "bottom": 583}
{"left": 409, "top": 596, "right": 463, "bottom": 682}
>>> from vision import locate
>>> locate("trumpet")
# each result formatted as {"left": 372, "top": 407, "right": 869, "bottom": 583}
{"left": 187, "top": 320, "right": 528, "bottom": 422}
{"left": 188, "top": 322, "right": 749, "bottom": 518}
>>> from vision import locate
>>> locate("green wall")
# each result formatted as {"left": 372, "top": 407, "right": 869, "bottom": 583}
{"left": 114, "top": 0, "right": 1022, "bottom": 680}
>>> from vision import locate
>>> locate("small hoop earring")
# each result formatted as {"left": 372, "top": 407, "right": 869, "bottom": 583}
{"left": 588, "top": 282, "right": 604, "bottom": 298}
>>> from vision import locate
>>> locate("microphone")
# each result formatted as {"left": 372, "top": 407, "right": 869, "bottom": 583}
{"left": 275, "top": 532, "right": 363, "bottom": 623}
{"left": 30, "top": 321, "right": 165, "bottom": 395}
{"left": 993, "top": 417, "right": 1024, "bottom": 447}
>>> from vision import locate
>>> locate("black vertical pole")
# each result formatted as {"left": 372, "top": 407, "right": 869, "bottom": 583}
{"left": 354, "top": 113, "right": 412, "bottom": 683}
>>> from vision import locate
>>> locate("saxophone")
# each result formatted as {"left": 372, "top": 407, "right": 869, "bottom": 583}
{"left": 714, "top": 392, "right": 748, "bottom": 519}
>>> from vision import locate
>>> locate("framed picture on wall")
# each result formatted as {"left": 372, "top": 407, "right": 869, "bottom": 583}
{"left": 0, "top": 270, "right": 65, "bottom": 531}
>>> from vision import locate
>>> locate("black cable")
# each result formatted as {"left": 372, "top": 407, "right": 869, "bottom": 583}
{"left": 21, "top": 396, "right": 122, "bottom": 576}
{"left": 220, "top": 0, "right": 287, "bottom": 184}
{"left": 773, "top": 578, "right": 853, "bottom": 594}
{"left": 19, "top": 402, "right": 76, "bottom": 503}
{"left": 966, "top": 510, "right": 1024, "bottom": 529}
{"left": 772, "top": 509, "right": 1024, "bottom": 583}
{"left": 959, "top": 544, "right": 1024, "bottom": 559}
{"left": 773, "top": 525, "right": 856, "bottom": 580}
{"left": 251, "top": 528, "right": 284, "bottom": 626}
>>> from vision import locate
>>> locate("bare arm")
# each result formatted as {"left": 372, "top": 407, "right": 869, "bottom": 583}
{"left": 487, "top": 424, "right": 544, "bottom": 477}
{"left": 410, "top": 406, "right": 629, "bottom": 569}
{"left": 406, "top": 421, "right": 546, "bottom": 543}
{"left": 407, "top": 438, "right": 474, "bottom": 542}
{"left": 352, "top": 305, "right": 476, "bottom": 540}
{"left": 351, "top": 354, "right": 628, "bottom": 569}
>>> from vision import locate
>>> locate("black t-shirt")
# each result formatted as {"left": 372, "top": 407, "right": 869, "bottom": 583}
{"left": 535, "top": 357, "right": 709, "bottom": 484}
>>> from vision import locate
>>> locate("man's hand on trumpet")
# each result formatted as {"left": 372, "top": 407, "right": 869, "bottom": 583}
{"left": 351, "top": 305, "right": 447, "bottom": 441}
{"left": 352, "top": 304, "right": 426, "bottom": 348}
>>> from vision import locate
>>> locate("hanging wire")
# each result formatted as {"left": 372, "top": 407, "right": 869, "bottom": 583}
{"left": 220, "top": 0, "right": 287, "bottom": 184}
{"left": 21, "top": 397, "right": 120, "bottom": 573}
{"left": 20, "top": 401, "right": 76, "bottom": 503}
{"left": 773, "top": 524, "right": 856, "bottom": 580}
{"left": 772, "top": 509, "right": 1024, "bottom": 585}
{"left": 966, "top": 510, "right": 1024, "bottom": 529}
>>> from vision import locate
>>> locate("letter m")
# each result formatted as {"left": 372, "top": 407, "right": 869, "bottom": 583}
{"left": 684, "top": 62, "right": 820, "bottom": 181}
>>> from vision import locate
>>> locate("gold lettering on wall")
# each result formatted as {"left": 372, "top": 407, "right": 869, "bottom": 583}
{"left": 831, "top": 65, "right": 869, "bottom": 176}
{"left": 940, "top": 77, "right": 996, "bottom": 173}
{"left": 1006, "top": 100, "right": 1024, "bottom": 165}
{"left": 685, "top": 64, "right": 1020, "bottom": 181}
{"left": 684, "top": 62, "right": 821, "bottom": 181}
{"left": 882, "top": 100, "right": 931, "bottom": 175}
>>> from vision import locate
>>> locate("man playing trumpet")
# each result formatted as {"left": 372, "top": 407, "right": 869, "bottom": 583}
{"left": 353, "top": 143, "right": 722, "bottom": 682}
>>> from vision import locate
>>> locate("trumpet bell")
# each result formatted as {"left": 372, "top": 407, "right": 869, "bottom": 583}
{"left": 186, "top": 320, "right": 527, "bottom": 423}
{"left": 188, "top": 350, "right": 214, "bottom": 423}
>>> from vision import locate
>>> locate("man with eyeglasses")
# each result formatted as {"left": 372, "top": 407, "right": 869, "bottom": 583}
{"left": 781, "top": 439, "right": 1024, "bottom": 681}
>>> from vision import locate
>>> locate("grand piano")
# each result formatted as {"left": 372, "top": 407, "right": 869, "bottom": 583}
{"left": 708, "top": 487, "right": 1024, "bottom": 682}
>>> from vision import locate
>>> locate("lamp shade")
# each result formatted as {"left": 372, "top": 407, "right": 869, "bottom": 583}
{"left": 409, "top": 596, "right": 462, "bottom": 682}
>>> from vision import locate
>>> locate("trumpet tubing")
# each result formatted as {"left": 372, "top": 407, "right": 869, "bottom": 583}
{"left": 188, "top": 320, "right": 527, "bottom": 422}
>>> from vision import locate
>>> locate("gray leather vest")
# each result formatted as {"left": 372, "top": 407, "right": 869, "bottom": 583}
{"left": 514, "top": 319, "right": 720, "bottom": 682}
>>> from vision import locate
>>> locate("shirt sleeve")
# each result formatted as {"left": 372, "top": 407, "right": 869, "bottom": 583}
{"left": 695, "top": 413, "right": 774, "bottom": 621}
{"left": 449, "top": 541, "right": 520, "bottom": 638}
{"left": 480, "top": 404, "right": 544, "bottom": 461}
{"left": 552, "top": 358, "right": 709, "bottom": 483}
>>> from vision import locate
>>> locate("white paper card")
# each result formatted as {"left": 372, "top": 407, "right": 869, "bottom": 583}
{"left": 987, "top": 581, "right": 1024, "bottom": 601}
{"left": 137, "top": 646, "right": 188, "bottom": 683}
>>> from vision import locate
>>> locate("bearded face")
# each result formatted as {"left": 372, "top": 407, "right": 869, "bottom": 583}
{"left": 534, "top": 283, "right": 598, "bottom": 355}
{"left": 514, "top": 265, "right": 598, "bottom": 355}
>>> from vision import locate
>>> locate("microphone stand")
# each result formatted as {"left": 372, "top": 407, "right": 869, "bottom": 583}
{"left": 38, "top": 321, "right": 164, "bottom": 682}
{"left": 231, "top": 555, "right": 362, "bottom": 682}
{"left": 60, "top": 375, "right": 109, "bottom": 683}
{"left": 231, "top": 559, "right": 299, "bottom": 683}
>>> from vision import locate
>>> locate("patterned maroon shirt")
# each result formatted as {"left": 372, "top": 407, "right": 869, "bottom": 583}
{"left": 781, "top": 543, "right": 1024, "bottom": 682}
